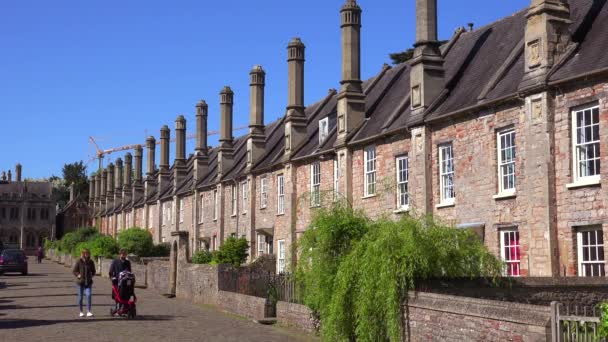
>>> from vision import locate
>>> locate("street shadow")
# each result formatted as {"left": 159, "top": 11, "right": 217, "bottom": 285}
{"left": 0, "top": 293, "right": 75, "bottom": 299}
{"left": 1, "top": 273, "right": 47, "bottom": 277}
{"left": 0, "top": 304, "right": 114, "bottom": 310}
{"left": 0, "top": 299, "right": 13, "bottom": 304}
{"left": 4, "top": 285, "right": 78, "bottom": 291}
{"left": 0, "top": 315, "right": 176, "bottom": 329}
{"left": 0, "top": 283, "right": 27, "bottom": 289}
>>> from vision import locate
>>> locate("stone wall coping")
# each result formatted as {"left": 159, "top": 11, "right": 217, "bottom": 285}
{"left": 407, "top": 291, "right": 551, "bottom": 327}
{"left": 421, "top": 276, "right": 608, "bottom": 288}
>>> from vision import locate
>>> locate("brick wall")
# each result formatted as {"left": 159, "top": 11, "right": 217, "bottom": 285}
{"left": 276, "top": 301, "right": 315, "bottom": 333}
{"left": 553, "top": 79, "right": 608, "bottom": 276}
{"left": 294, "top": 158, "right": 335, "bottom": 235}
{"left": 406, "top": 292, "right": 550, "bottom": 342}
{"left": 199, "top": 187, "right": 221, "bottom": 250}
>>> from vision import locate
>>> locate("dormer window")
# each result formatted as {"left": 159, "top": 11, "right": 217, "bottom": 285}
{"left": 319, "top": 117, "right": 329, "bottom": 144}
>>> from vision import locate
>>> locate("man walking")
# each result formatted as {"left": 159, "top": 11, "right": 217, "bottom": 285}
{"left": 72, "top": 248, "right": 96, "bottom": 317}
{"left": 109, "top": 249, "right": 132, "bottom": 310}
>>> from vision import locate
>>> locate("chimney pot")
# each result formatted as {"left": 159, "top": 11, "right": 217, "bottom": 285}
{"left": 196, "top": 100, "right": 209, "bottom": 155}
{"left": 160, "top": 126, "right": 170, "bottom": 171}
{"left": 15, "top": 163, "right": 22, "bottom": 182}
{"left": 467, "top": 22, "right": 474, "bottom": 31}
{"left": 175, "top": 115, "right": 186, "bottom": 163}
{"left": 146, "top": 136, "right": 156, "bottom": 177}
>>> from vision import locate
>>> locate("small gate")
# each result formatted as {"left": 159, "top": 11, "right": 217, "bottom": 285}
{"left": 551, "top": 302, "right": 606, "bottom": 342}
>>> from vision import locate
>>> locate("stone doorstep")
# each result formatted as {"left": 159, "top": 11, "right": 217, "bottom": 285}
{"left": 254, "top": 317, "right": 277, "bottom": 325}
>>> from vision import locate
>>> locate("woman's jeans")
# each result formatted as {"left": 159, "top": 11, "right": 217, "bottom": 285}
{"left": 77, "top": 285, "right": 92, "bottom": 312}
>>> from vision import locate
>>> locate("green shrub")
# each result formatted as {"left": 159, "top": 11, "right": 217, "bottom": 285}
{"left": 43, "top": 238, "right": 56, "bottom": 251}
{"left": 600, "top": 302, "right": 608, "bottom": 337}
{"left": 192, "top": 250, "right": 214, "bottom": 264}
{"left": 72, "top": 241, "right": 91, "bottom": 258}
{"left": 88, "top": 235, "right": 119, "bottom": 258}
{"left": 58, "top": 232, "right": 79, "bottom": 254}
{"left": 150, "top": 243, "right": 171, "bottom": 257}
{"left": 213, "top": 237, "right": 249, "bottom": 267}
{"left": 117, "top": 227, "right": 153, "bottom": 257}
{"left": 297, "top": 205, "right": 502, "bottom": 341}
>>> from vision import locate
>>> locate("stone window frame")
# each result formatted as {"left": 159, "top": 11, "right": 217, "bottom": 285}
{"left": 257, "top": 233, "right": 267, "bottom": 255}
{"left": 568, "top": 103, "right": 601, "bottom": 188}
{"left": 499, "top": 228, "right": 521, "bottom": 277}
{"left": 395, "top": 155, "right": 409, "bottom": 211}
{"left": 437, "top": 143, "right": 455, "bottom": 207}
{"left": 179, "top": 198, "right": 185, "bottom": 224}
{"left": 319, "top": 117, "right": 329, "bottom": 144}
{"left": 333, "top": 157, "right": 340, "bottom": 202}
{"left": 363, "top": 145, "right": 377, "bottom": 198}
{"left": 277, "top": 174, "right": 285, "bottom": 215}
{"left": 277, "top": 239, "right": 286, "bottom": 274}
{"left": 231, "top": 184, "right": 237, "bottom": 216}
{"left": 199, "top": 194, "right": 204, "bottom": 224}
{"left": 495, "top": 128, "right": 517, "bottom": 198}
{"left": 575, "top": 225, "right": 606, "bottom": 277}
{"left": 213, "top": 190, "right": 218, "bottom": 221}
{"left": 260, "top": 176, "right": 268, "bottom": 209}
{"left": 310, "top": 161, "right": 321, "bottom": 207}
{"left": 242, "top": 180, "right": 248, "bottom": 214}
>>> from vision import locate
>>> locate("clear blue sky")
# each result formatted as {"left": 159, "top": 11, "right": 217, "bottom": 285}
{"left": 0, "top": 0, "right": 529, "bottom": 179}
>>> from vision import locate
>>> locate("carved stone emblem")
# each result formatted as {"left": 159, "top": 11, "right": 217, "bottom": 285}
{"left": 416, "top": 134, "right": 423, "bottom": 152}
{"left": 528, "top": 39, "right": 541, "bottom": 68}
{"left": 531, "top": 98, "right": 543, "bottom": 120}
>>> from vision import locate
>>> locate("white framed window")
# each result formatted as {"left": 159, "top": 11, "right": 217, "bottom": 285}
{"left": 212, "top": 235, "right": 217, "bottom": 251}
{"left": 260, "top": 177, "right": 268, "bottom": 209}
{"left": 162, "top": 202, "right": 167, "bottom": 226}
{"left": 257, "top": 234, "right": 266, "bottom": 255}
{"left": 319, "top": 117, "right": 329, "bottom": 144}
{"left": 199, "top": 195, "right": 204, "bottom": 223}
{"left": 179, "top": 198, "right": 185, "bottom": 223}
{"left": 277, "top": 174, "right": 285, "bottom": 215}
{"left": 242, "top": 180, "right": 248, "bottom": 213}
{"left": 333, "top": 158, "right": 340, "bottom": 201}
{"left": 396, "top": 156, "right": 409, "bottom": 210}
{"left": 277, "top": 239, "right": 286, "bottom": 273}
{"left": 497, "top": 129, "right": 516, "bottom": 194}
{"left": 311, "top": 162, "right": 321, "bottom": 207}
{"left": 439, "top": 144, "right": 455, "bottom": 204}
{"left": 213, "top": 190, "right": 218, "bottom": 221}
{"left": 364, "top": 146, "right": 376, "bottom": 197}
{"left": 577, "top": 227, "right": 605, "bottom": 277}
{"left": 500, "top": 229, "right": 521, "bottom": 277}
{"left": 572, "top": 105, "right": 601, "bottom": 183}
{"left": 231, "top": 185, "right": 237, "bottom": 216}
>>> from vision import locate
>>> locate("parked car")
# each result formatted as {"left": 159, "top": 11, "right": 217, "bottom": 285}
{"left": 0, "top": 249, "right": 28, "bottom": 275}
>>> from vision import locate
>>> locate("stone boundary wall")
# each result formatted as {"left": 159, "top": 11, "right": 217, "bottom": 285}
{"left": 419, "top": 277, "right": 608, "bottom": 307}
{"left": 276, "top": 301, "right": 316, "bottom": 333}
{"left": 146, "top": 260, "right": 169, "bottom": 294}
{"left": 217, "top": 290, "right": 266, "bottom": 319}
{"left": 406, "top": 292, "right": 551, "bottom": 342}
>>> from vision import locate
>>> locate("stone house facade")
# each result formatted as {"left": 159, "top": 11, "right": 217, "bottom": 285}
{"left": 92, "top": 0, "right": 608, "bottom": 277}
{"left": 0, "top": 164, "right": 56, "bottom": 253}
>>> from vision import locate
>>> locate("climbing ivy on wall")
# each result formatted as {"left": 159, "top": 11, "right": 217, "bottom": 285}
{"left": 296, "top": 204, "right": 502, "bottom": 341}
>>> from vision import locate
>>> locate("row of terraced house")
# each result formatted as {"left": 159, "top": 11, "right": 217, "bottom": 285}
{"left": 90, "top": 0, "right": 608, "bottom": 278}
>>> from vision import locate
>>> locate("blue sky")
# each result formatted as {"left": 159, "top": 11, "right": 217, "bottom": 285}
{"left": 0, "top": 0, "right": 529, "bottom": 179}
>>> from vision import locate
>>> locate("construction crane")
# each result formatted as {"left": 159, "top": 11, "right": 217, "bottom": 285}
{"left": 86, "top": 125, "right": 248, "bottom": 170}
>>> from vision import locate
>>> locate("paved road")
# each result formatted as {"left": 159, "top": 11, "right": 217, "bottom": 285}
{"left": 0, "top": 261, "right": 315, "bottom": 342}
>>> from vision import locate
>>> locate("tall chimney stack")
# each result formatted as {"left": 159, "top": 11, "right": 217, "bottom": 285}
{"left": 159, "top": 126, "right": 170, "bottom": 173}
{"left": 284, "top": 38, "right": 307, "bottom": 158}
{"left": 218, "top": 86, "right": 235, "bottom": 177}
{"left": 134, "top": 145, "right": 143, "bottom": 183}
{"left": 15, "top": 163, "right": 21, "bottom": 182}
{"left": 336, "top": 0, "right": 365, "bottom": 146}
{"left": 175, "top": 115, "right": 186, "bottom": 165}
{"left": 100, "top": 169, "right": 107, "bottom": 203}
{"left": 520, "top": 0, "right": 570, "bottom": 89}
{"left": 115, "top": 158, "right": 123, "bottom": 193}
{"left": 410, "top": 0, "right": 444, "bottom": 115}
{"left": 124, "top": 153, "right": 133, "bottom": 189}
{"left": 89, "top": 176, "right": 95, "bottom": 206}
{"left": 145, "top": 136, "right": 157, "bottom": 199}
{"left": 196, "top": 100, "right": 209, "bottom": 155}
{"left": 194, "top": 100, "right": 210, "bottom": 182}
{"left": 7, "top": 170, "right": 11, "bottom": 182}
{"left": 174, "top": 115, "right": 188, "bottom": 186}
{"left": 247, "top": 65, "right": 266, "bottom": 170}
{"left": 106, "top": 163, "right": 115, "bottom": 200}
{"left": 95, "top": 173, "right": 102, "bottom": 204}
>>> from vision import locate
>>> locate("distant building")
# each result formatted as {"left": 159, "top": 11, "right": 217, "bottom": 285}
{"left": 0, "top": 164, "right": 55, "bottom": 253}
{"left": 56, "top": 184, "right": 92, "bottom": 238}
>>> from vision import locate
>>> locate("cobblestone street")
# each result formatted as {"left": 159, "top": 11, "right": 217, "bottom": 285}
{"left": 0, "top": 261, "right": 314, "bottom": 342}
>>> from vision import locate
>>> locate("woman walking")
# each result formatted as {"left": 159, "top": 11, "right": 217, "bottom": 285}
{"left": 72, "top": 248, "right": 96, "bottom": 317}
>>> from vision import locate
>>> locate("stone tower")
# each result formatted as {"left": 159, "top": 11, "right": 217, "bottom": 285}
{"left": 336, "top": 0, "right": 365, "bottom": 146}
{"left": 283, "top": 38, "right": 307, "bottom": 159}
{"left": 247, "top": 65, "right": 266, "bottom": 171}
{"left": 410, "top": 0, "right": 445, "bottom": 115}
{"left": 218, "top": 86, "right": 235, "bottom": 177}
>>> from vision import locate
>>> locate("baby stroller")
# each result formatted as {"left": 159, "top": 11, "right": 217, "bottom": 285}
{"left": 110, "top": 270, "right": 137, "bottom": 319}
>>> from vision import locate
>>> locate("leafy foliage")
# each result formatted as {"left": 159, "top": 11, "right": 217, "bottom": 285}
{"left": 150, "top": 242, "right": 171, "bottom": 257}
{"left": 116, "top": 227, "right": 153, "bottom": 257}
{"left": 213, "top": 237, "right": 249, "bottom": 267}
{"left": 192, "top": 250, "right": 214, "bottom": 264}
{"left": 57, "top": 227, "right": 99, "bottom": 254}
{"left": 297, "top": 206, "right": 502, "bottom": 341}
{"left": 600, "top": 302, "right": 608, "bottom": 337}
{"left": 88, "top": 235, "right": 119, "bottom": 258}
